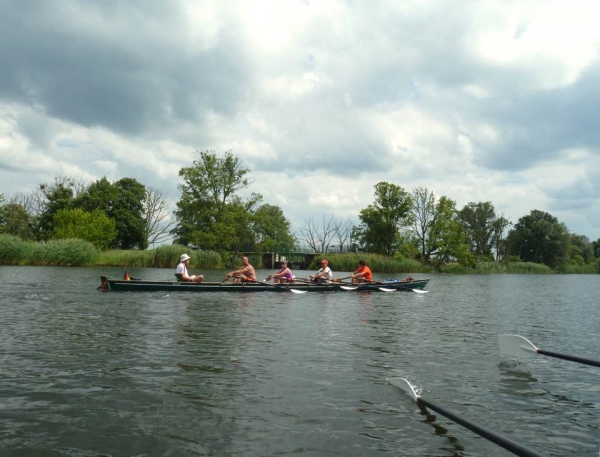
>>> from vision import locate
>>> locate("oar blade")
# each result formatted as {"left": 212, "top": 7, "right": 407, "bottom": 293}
{"left": 387, "top": 377, "right": 419, "bottom": 401}
{"left": 340, "top": 285, "right": 359, "bottom": 291}
{"left": 411, "top": 288, "right": 429, "bottom": 294}
{"left": 379, "top": 287, "right": 397, "bottom": 293}
{"left": 498, "top": 334, "right": 538, "bottom": 359}
{"left": 289, "top": 288, "right": 308, "bottom": 294}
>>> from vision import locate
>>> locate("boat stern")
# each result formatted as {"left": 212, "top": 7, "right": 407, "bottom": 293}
{"left": 98, "top": 276, "right": 110, "bottom": 291}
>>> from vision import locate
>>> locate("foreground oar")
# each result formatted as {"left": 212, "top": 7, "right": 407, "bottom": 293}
{"left": 499, "top": 335, "right": 600, "bottom": 368}
{"left": 389, "top": 377, "right": 544, "bottom": 457}
{"left": 333, "top": 278, "right": 396, "bottom": 293}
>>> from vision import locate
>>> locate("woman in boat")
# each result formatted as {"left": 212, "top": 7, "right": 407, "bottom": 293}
{"left": 310, "top": 259, "right": 333, "bottom": 283}
{"left": 225, "top": 256, "right": 257, "bottom": 283}
{"left": 351, "top": 259, "right": 373, "bottom": 283}
{"left": 265, "top": 260, "right": 294, "bottom": 283}
{"left": 176, "top": 254, "right": 204, "bottom": 283}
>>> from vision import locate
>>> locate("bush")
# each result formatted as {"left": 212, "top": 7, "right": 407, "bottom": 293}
{"left": 0, "top": 234, "right": 34, "bottom": 265}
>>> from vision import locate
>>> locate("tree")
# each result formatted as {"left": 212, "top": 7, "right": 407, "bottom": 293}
{"left": 174, "top": 150, "right": 262, "bottom": 252}
{"left": 458, "top": 201, "right": 497, "bottom": 260}
{"left": 252, "top": 204, "right": 296, "bottom": 252}
{"left": 333, "top": 219, "right": 354, "bottom": 252}
{"left": 507, "top": 210, "right": 570, "bottom": 268}
{"left": 75, "top": 177, "right": 147, "bottom": 249}
{"left": 353, "top": 182, "right": 413, "bottom": 256}
{"left": 53, "top": 208, "right": 117, "bottom": 250}
{"left": 410, "top": 187, "right": 436, "bottom": 262}
{"left": 427, "top": 196, "right": 473, "bottom": 269}
{"left": 144, "top": 187, "right": 176, "bottom": 247}
{"left": 299, "top": 215, "right": 338, "bottom": 253}
{"left": 0, "top": 204, "right": 35, "bottom": 240}
{"left": 568, "top": 234, "right": 594, "bottom": 265}
{"left": 37, "top": 183, "right": 75, "bottom": 240}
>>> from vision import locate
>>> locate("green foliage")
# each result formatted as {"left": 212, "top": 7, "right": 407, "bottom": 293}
{"left": 458, "top": 201, "right": 510, "bottom": 260}
{"left": 428, "top": 196, "right": 473, "bottom": 269}
{"left": 0, "top": 234, "right": 35, "bottom": 265}
{"left": 0, "top": 234, "right": 98, "bottom": 266}
{"left": 96, "top": 245, "right": 222, "bottom": 268}
{"left": 507, "top": 210, "right": 569, "bottom": 268}
{"left": 557, "top": 263, "right": 597, "bottom": 274}
{"left": 38, "top": 183, "right": 75, "bottom": 240}
{"left": 353, "top": 182, "right": 413, "bottom": 255}
{"left": 174, "top": 150, "right": 267, "bottom": 253}
{"left": 252, "top": 204, "right": 296, "bottom": 252}
{"left": 308, "top": 253, "right": 429, "bottom": 274}
{"left": 53, "top": 208, "right": 117, "bottom": 250}
{"left": 0, "top": 203, "right": 35, "bottom": 240}
{"left": 29, "top": 239, "right": 99, "bottom": 266}
{"left": 75, "top": 177, "right": 147, "bottom": 249}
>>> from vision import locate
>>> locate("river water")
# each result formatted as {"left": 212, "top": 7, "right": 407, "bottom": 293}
{"left": 0, "top": 266, "right": 598, "bottom": 456}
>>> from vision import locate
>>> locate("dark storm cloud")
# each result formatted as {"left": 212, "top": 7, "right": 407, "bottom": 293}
{"left": 0, "top": 1, "right": 252, "bottom": 136}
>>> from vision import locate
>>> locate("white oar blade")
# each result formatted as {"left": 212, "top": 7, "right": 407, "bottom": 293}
{"left": 379, "top": 287, "right": 396, "bottom": 292}
{"left": 498, "top": 334, "right": 538, "bottom": 359}
{"left": 388, "top": 377, "right": 419, "bottom": 401}
{"left": 289, "top": 288, "right": 308, "bottom": 294}
{"left": 412, "top": 288, "right": 429, "bottom": 294}
{"left": 340, "top": 285, "right": 359, "bottom": 291}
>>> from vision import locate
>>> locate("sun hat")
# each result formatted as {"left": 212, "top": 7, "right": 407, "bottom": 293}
{"left": 180, "top": 254, "right": 191, "bottom": 262}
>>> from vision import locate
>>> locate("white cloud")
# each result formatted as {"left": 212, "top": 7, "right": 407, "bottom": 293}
{"left": 1, "top": 0, "right": 599, "bottom": 241}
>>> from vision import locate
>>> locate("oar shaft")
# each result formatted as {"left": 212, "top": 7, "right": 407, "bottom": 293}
{"left": 418, "top": 398, "right": 544, "bottom": 457}
{"left": 538, "top": 349, "right": 600, "bottom": 368}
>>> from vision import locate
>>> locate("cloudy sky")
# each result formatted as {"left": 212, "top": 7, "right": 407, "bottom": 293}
{"left": 1, "top": 0, "right": 599, "bottom": 242}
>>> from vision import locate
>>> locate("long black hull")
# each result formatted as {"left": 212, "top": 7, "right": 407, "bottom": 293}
{"left": 99, "top": 277, "right": 430, "bottom": 293}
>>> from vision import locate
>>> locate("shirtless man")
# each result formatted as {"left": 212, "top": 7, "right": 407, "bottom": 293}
{"left": 225, "top": 256, "right": 257, "bottom": 283}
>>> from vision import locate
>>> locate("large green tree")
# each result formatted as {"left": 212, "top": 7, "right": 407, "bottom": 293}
{"left": 174, "top": 150, "right": 262, "bottom": 252}
{"left": 37, "top": 183, "right": 75, "bottom": 240}
{"left": 507, "top": 210, "right": 569, "bottom": 267}
{"left": 53, "top": 208, "right": 117, "bottom": 250}
{"left": 353, "top": 182, "right": 413, "bottom": 256}
{"left": 458, "top": 201, "right": 510, "bottom": 260}
{"left": 252, "top": 204, "right": 296, "bottom": 252}
{"left": 74, "top": 177, "right": 147, "bottom": 249}
{"left": 427, "top": 196, "right": 473, "bottom": 268}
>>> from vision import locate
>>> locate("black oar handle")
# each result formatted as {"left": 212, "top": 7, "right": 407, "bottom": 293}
{"left": 418, "top": 398, "right": 544, "bottom": 457}
{"left": 538, "top": 349, "right": 600, "bottom": 368}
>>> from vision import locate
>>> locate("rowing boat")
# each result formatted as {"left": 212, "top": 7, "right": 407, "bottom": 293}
{"left": 98, "top": 276, "right": 430, "bottom": 293}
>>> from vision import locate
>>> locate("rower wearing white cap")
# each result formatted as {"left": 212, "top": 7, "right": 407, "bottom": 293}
{"left": 176, "top": 253, "right": 204, "bottom": 282}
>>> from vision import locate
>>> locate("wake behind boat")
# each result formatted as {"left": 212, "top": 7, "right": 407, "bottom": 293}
{"left": 98, "top": 276, "right": 430, "bottom": 293}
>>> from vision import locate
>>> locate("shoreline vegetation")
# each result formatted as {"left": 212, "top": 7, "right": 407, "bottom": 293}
{"left": 1, "top": 234, "right": 596, "bottom": 274}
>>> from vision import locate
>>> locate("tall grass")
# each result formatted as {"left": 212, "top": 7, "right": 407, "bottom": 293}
{"left": 96, "top": 244, "right": 222, "bottom": 268}
{"left": 440, "top": 261, "right": 554, "bottom": 274}
{"left": 0, "top": 234, "right": 98, "bottom": 266}
{"left": 308, "top": 253, "right": 431, "bottom": 274}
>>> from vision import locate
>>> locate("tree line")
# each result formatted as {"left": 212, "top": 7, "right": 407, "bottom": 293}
{"left": 1, "top": 150, "right": 599, "bottom": 271}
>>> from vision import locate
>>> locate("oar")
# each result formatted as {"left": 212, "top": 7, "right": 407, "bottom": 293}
{"left": 499, "top": 335, "right": 600, "bottom": 368}
{"left": 333, "top": 277, "right": 395, "bottom": 293}
{"left": 335, "top": 277, "right": 425, "bottom": 293}
{"left": 232, "top": 275, "right": 307, "bottom": 294}
{"left": 389, "top": 377, "right": 544, "bottom": 457}
{"left": 371, "top": 279, "right": 429, "bottom": 294}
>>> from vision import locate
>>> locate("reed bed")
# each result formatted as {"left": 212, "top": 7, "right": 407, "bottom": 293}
{"left": 308, "top": 253, "right": 431, "bottom": 274}
{"left": 97, "top": 244, "right": 222, "bottom": 269}
{"left": 0, "top": 234, "right": 98, "bottom": 266}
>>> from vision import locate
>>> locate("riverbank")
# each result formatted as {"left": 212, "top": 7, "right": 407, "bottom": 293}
{"left": 1, "top": 234, "right": 596, "bottom": 273}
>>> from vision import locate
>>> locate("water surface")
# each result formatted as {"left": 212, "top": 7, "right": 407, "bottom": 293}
{"left": 1, "top": 266, "right": 598, "bottom": 456}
